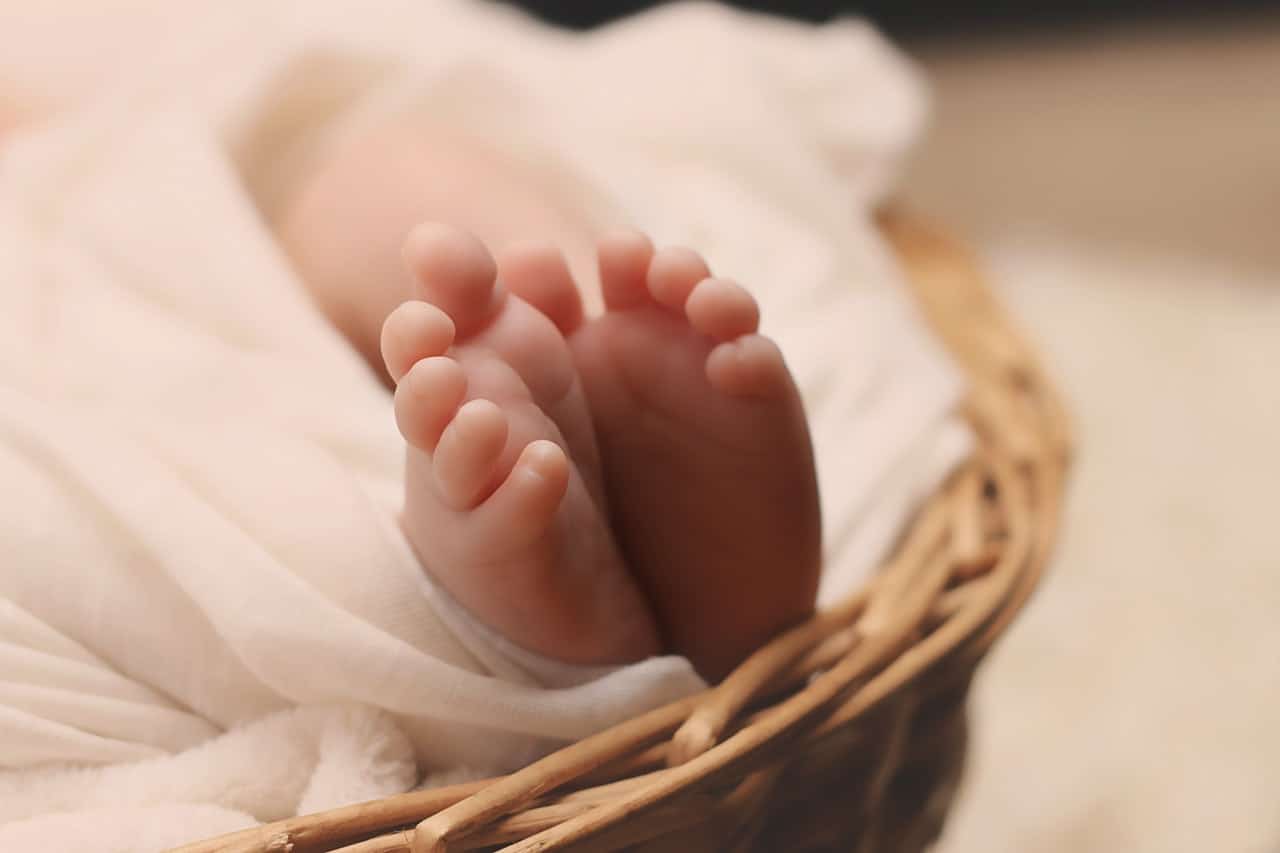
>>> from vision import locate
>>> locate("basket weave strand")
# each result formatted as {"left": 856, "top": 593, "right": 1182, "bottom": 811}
{"left": 174, "top": 210, "right": 1071, "bottom": 853}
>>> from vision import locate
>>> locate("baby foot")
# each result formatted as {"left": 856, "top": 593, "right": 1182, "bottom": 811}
{"left": 508, "top": 232, "right": 822, "bottom": 680}
{"left": 381, "top": 224, "right": 658, "bottom": 665}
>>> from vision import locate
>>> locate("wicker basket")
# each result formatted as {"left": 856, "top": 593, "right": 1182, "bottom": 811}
{"left": 175, "top": 210, "right": 1071, "bottom": 853}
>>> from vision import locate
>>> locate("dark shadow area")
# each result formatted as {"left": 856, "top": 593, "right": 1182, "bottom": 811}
{"left": 501, "top": 0, "right": 1280, "bottom": 38}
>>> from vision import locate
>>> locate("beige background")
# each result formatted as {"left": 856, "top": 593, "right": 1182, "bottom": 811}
{"left": 903, "top": 16, "right": 1280, "bottom": 272}
{"left": 899, "top": 17, "right": 1280, "bottom": 853}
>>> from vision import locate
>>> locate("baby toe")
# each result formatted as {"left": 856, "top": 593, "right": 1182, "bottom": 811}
{"left": 647, "top": 246, "right": 711, "bottom": 311}
{"left": 705, "top": 334, "right": 790, "bottom": 398}
{"left": 432, "top": 399, "right": 510, "bottom": 509}
{"left": 685, "top": 277, "right": 760, "bottom": 341}
{"left": 394, "top": 356, "right": 467, "bottom": 450}
{"left": 473, "top": 439, "right": 570, "bottom": 549}
{"left": 498, "top": 241, "right": 585, "bottom": 334}
{"left": 597, "top": 229, "right": 655, "bottom": 311}
{"left": 402, "top": 223, "right": 501, "bottom": 338}
{"left": 381, "top": 300, "right": 456, "bottom": 383}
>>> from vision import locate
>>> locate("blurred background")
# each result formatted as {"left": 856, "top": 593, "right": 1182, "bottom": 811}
{"left": 506, "top": 1, "right": 1280, "bottom": 271}
{"left": 506, "top": 2, "right": 1280, "bottom": 851}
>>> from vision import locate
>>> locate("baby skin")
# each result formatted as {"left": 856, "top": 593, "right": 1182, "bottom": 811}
{"left": 381, "top": 225, "right": 820, "bottom": 679}
{"left": 280, "top": 125, "right": 821, "bottom": 680}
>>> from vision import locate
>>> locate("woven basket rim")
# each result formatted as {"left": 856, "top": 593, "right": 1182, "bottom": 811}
{"left": 175, "top": 209, "right": 1072, "bottom": 853}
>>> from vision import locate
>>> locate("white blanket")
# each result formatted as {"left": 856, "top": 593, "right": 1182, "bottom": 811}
{"left": 0, "top": 1, "right": 967, "bottom": 848}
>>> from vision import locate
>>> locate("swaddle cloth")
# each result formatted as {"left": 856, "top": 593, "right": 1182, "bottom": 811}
{"left": 0, "top": 1, "right": 967, "bottom": 848}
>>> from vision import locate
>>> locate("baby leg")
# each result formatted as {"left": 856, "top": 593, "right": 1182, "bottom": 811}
{"left": 276, "top": 119, "right": 598, "bottom": 377}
